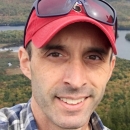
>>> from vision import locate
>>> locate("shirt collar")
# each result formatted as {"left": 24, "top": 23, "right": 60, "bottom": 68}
{"left": 26, "top": 100, "right": 107, "bottom": 130}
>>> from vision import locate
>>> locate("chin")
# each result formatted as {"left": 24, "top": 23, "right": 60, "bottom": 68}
{"left": 56, "top": 118, "right": 86, "bottom": 129}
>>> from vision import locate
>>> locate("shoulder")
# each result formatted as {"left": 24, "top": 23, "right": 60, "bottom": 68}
{"left": 0, "top": 103, "right": 27, "bottom": 119}
{"left": 90, "top": 112, "right": 111, "bottom": 130}
{"left": 0, "top": 103, "right": 27, "bottom": 129}
{"left": 104, "top": 126, "right": 111, "bottom": 130}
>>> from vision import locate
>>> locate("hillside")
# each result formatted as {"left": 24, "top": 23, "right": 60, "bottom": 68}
{"left": 0, "top": 0, "right": 34, "bottom": 26}
{"left": 0, "top": 0, "right": 130, "bottom": 29}
{"left": 107, "top": 0, "right": 130, "bottom": 29}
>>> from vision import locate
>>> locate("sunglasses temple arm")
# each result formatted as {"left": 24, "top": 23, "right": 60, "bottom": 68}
{"left": 115, "top": 17, "right": 118, "bottom": 39}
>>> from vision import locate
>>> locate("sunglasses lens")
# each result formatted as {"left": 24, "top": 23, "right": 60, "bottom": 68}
{"left": 85, "top": 0, "right": 115, "bottom": 24}
{"left": 37, "top": 0, "right": 115, "bottom": 24}
{"left": 38, "top": 0, "right": 74, "bottom": 16}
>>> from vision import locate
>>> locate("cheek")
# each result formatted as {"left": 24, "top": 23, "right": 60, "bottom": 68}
{"left": 88, "top": 65, "right": 111, "bottom": 89}
{"left": 88, "top": 69, "right": 108, "bottom": 102}
{"left": 30, "top": 59, "right": 65, "bottom": 90}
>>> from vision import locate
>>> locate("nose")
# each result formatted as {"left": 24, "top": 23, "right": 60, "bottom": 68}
{"left": 63, "top": 60, "right": 87, "bottom": 89}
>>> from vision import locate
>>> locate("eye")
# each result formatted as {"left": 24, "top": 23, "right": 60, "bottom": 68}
{"left": 87, "top": 55, "right": 101, "bottom": 60}
{"left": 47, "top": 52, "right": 62, "bottom": 57}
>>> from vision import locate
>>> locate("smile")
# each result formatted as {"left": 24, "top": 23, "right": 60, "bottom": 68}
{"left": 60, "top": 98, "right": 85, "bottom": 105}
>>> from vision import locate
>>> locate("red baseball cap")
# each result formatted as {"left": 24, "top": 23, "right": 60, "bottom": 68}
{"left": 24, "top": 5, "right": 117, "bottom": 54}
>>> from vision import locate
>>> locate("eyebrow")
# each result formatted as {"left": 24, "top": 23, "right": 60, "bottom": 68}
{"left": 86, "top": 47, "right": 109, "bottom": 55}
{"left": 44, "top": 44, "right": 66, "bottom": 51}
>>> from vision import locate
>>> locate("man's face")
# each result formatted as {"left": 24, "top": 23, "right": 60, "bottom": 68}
{"left": 22, "top": 23, "right": 115, "bottom": 129}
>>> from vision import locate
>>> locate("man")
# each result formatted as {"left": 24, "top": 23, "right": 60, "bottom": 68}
{"left": 0, "top": 0, "right": 118, "bottom": 130}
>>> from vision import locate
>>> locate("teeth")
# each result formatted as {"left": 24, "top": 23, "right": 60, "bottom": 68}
{"left": 60, "top": 98, "right": 85, "bottom": 105}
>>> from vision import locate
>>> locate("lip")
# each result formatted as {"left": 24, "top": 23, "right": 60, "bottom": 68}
{"left": 56, "top": 96, "right": 88, "bottom": 111}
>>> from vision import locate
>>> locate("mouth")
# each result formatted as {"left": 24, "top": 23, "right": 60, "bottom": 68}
{"left": 56, "top": 96, "right": 88, "bottom": 111}
{"left": 60, "top": 98, "right": 85, "bottom": 105}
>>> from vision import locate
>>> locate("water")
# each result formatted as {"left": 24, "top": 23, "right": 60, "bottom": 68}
{"left": 0, "top": 26, "right": 130, "bottom": 60}
{"left": 0, "top": 47, "right": 20, "bottom": 52}
{"left": 116, "top": 30, "right": 130, "bottom": 60}
{"left": 0, "top": 26, "right": 24, "bottom": 31}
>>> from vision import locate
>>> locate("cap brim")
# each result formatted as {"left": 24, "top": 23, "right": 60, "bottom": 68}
{"left": 32, "top": 15, "right": 117, "bottom": 54}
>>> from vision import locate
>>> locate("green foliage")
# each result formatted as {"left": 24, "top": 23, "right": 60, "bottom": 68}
{"left": 0, "top": 0, "right": 34, "bottom": 26}
{"left": 0, "top": 51, "right": 31, "bottom": 107}
{"left": 0, "top": 74, "right": 31, "bottom": 107}
{"left": 125, "top": 33, "right": 130, "bottom": 42}
{"left": 96, "top": 57, "right": 130, "bottom": 130}
{"left": 0, "top": 30, "right": 23, "bottom": 46}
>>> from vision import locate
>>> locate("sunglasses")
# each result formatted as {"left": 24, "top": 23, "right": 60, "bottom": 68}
{"left": 33, "top": 0, "right": 116, "bottom": 25}
{"left": 24, "top": 0, "right": 117, "bottom": 47}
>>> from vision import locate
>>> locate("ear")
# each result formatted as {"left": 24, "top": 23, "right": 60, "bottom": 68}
{"left": 108, "top": 55, "right": 116, "bottom": 81}
{"left": 18, "top": 47, "right": 31, "bottom": 80}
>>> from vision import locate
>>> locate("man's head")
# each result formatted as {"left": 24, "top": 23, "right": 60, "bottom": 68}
{"left": 18, "top": 0, "right": 117, "bottom": 129}
{"left": 24, "top": 0, "right": 117, "bottom": 55}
